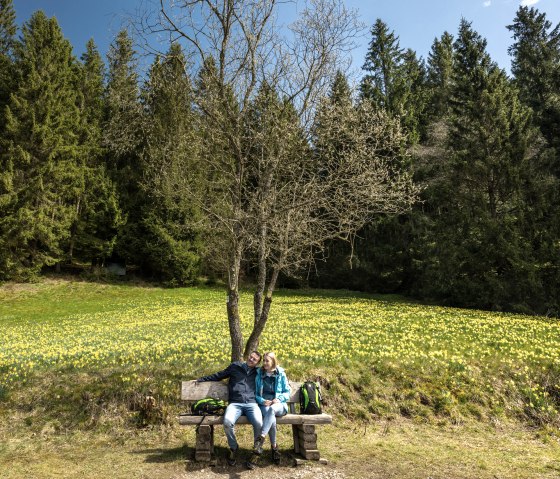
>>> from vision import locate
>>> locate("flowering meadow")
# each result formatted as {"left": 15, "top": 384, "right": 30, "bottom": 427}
{"left": 1, "top": 281, "right": 559, "bottom": 424}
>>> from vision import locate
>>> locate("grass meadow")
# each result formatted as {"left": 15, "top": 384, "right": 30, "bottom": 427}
{"left": 1, "top": 278, "right": 559, "bottom": 478}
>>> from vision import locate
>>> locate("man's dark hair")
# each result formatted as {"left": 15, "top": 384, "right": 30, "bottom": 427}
{"left": 248, "top": 351, "right": 262, "bottom": 361}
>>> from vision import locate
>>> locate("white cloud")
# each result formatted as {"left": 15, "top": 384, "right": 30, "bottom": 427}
{"left": 483, "top": 1, "right": 491, "bottom": 6}
{"left": 520, "top": 0, "right": 540, "bottom": 6}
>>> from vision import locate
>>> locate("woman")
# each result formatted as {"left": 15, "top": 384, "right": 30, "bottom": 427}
{"left": 254, "top": 352, "right": 291, "bottom": 464}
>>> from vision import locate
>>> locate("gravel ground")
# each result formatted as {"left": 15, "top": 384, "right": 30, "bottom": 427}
{"left": 173, "top": 454, "right": 349, "bottom": 479}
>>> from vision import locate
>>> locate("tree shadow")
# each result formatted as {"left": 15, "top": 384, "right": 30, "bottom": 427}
{"left": 131, "top": 445, "right": 189, "bottom": 463}
{"left": 133, "top": 443, "right": 294, "bottom": 477}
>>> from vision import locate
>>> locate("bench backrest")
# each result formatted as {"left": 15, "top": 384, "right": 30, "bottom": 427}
{"left": 182, "top": 380, "right": 303, "bottom": 403}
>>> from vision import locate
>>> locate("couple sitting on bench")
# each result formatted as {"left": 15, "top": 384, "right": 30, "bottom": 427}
{"left": 196, "top": 351, "right": 290, "bottom": 469}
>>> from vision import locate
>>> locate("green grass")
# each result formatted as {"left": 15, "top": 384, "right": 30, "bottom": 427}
{"left": 1, "top": 278, "right": 559, "bottom": 478}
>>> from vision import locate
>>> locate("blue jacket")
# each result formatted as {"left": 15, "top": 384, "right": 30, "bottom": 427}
{"left": 255, "top": 365, "right": 291, "bottom": 413}
{"left": 198, "top": 361, "right": 258, "bottom": 404}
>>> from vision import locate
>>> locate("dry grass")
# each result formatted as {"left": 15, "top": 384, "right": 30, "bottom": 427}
{"left": 1, "top": 418, "right": 559, "bottom": 479}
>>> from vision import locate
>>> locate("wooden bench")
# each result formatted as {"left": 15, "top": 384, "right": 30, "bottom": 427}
{"left": 179, "top": 380, "right": 332, "bottom": 462}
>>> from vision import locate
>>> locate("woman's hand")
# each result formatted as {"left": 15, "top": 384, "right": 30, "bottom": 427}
{"left": 264, "top": 400, "right": 272, "bottom": 406}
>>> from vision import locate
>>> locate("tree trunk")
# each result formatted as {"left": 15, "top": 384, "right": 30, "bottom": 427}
{"left": 253, "top": 223, "right": 267, "bottom": 327}
{"left": 227, "top": 287, "right": 244, "bottom": 362}
{"left": 227, "top": 243, "right": 245, "bottom": 362}
{"left": 244, "top": 267, "right": 280, "bottom": 357}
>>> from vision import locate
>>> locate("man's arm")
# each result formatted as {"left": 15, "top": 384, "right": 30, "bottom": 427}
{"left": 197, "top": 364, "right": 232, "bottom": 382}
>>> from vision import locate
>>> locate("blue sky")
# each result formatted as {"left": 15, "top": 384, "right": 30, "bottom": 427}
{"left": 11, "top": 0, "right": 560, "bottom": 76}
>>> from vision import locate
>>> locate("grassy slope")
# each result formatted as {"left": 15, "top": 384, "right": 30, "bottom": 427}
{"left": 1, "top": 278, "right": 559, "bottom": 478}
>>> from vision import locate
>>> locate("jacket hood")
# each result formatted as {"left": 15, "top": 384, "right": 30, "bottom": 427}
{"left": 259, "top": 365, "right": 285, "bottom": 375}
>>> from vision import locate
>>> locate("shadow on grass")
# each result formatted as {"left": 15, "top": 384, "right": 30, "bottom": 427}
{"left": 131, "top": 445, "right": 188, "bottom": 463}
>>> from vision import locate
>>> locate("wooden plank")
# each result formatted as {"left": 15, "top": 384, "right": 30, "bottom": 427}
{"left": 179, "top": 413, "right": 332, "bottom": 426}
{"left": 195, "top": 440, "right": 212, "bottom": 452}
{"left": 195, "top": 425, "right": 213, "bottom": 452}
{"left": 297, "top": 430, "right": 317, "bottom": 442}
{"left": 195, "top": 451, "right": 212, "bottom": 462}
{"left": 288, "top": 382, "right": 302, "bottom": 403}
{"left": 296, "top": 424, "right": 317, "bottom": 433}
{"left": 301, "top": 449, "right": 321, "bottom": 461}
{"left": 279, "top": 414, "right": 331, "bottom": 425}
{"left": 295, "top": 457, "right": 328, "bottom": 466}
{"left": 196, "top": 425, "right": 212, "bottom": 437}
{"left": 299, "top": 439, "right": 318, "bottom": 450}
{"left": 181, "top": 380, "right": 229, "bottom": 401}
{"left": 181, "top": 380, "right": 304, "bottom": 402}
{"left": 292, "top": 425, "right": 300, "bottom": 455}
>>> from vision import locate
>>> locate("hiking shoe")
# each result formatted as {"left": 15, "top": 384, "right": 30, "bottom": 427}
{"left": 271, "top": 446, "right": 281, "bottom": 465}
{"left": 245, "top": 453, "right": 259, "bottom": 470}
{"left": 227, "top": 448, "right": 237, "bottom": 466}
{"left": 254, "top": 435, "right": 265, "bottom": 455}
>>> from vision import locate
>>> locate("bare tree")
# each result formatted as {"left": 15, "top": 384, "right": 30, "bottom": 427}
{"left": 136, "top": 0, "right": 419, "bottom": 361}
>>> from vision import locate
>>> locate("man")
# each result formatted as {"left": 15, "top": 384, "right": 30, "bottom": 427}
{"left": 197, "top": 351, "right": 263, "bottom": 469}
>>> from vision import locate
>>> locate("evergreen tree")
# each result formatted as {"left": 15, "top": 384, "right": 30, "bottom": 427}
{"left": 70, "top": 39, "right": 122, "bottom": 266}
{"left": 138, "top": 43, "right": 202, "bottom": 284}
{"left": 401, "top": 48, "right": 428, "bottom": 141}
{"left": 329, "top": 69, "right": 352, "bottom": 106}
{"left": 419, "top": 20, "right": 540, "bottom": 312}
{"left": 360, "top": 19, "right": 426, "bottom": 142}
{"left": 104, "top": 29, "right": 144, "bottom": 266}
{"left": 0, "top": 0, "right": 16, "bottom": 127}
{"left": 507, "top": 7, "right": 560, "bottom": 313}
{"left": 507, "top": 6, "right": 560, "bottom": 147}
{"left": 0, "top": 11, "right": 85, "bottom": 279}
{"left": 426, "top": 31, "right": 454, "bottom": 119}
{"left": 360, "top": 18, "right": 405, "bottom": 112}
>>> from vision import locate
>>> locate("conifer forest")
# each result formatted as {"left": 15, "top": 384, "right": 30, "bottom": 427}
{"left": 1, "top": 0, "right": 558, "bottom": 317}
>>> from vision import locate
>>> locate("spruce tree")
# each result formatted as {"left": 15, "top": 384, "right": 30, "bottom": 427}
{"left": 70, "top": 39, "right": 122, "bottom": 266}
{"left": 507, "top": 6, "right": 560, "bottom": 146}
{"left": 360, "top": 18, "right": 405, "bottom": 112}
{"left": 0, "top": 0, "right": 15, "bottom": 120}
{"left": 137, "top": 43, "right": 202, "bottom": 284}
{"left": 360, "top": 19, "right": 426, "bottom": 142}
{"left": 421, "top": 19, "right": 540, "bottom": 312}
{"left": 0, "top": 11, "right": 84, "bottom": 279}
{"left": 104, "top": 29, "right": 144, "bottom": 266}
{"left": 426, "top": 31, "right": 454, "bottom": 119}
{"left": 507, "top": 7, "right": 560, "bottom": 313}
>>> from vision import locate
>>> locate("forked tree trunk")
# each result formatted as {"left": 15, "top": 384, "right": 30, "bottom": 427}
{"left": 244, "top": 267, "right": 280, "bottom": 357}
{"left": 227, "top": 287, "right": 244, "bottom": 362}
{"left": 227, "top": 244, "right": 245, "bottom": 362}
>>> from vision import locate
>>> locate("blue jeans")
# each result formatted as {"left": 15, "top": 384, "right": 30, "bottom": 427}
{"left": 223, "top": 403, "right": 263, "bottom": 450}
{"left": 259, "top": 403, "right": 287, "bottom": 447}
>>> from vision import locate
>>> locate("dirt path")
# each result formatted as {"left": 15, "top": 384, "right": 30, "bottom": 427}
{"left": 173, "top": 456, "right": 349, "bottom": 479}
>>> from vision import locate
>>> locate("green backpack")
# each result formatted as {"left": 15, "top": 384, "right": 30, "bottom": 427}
{"left": 300, "top": 381, "right": 322, "bottom": 414}
{"left": 191, "top": 397, "right": 227, "bottom": 416}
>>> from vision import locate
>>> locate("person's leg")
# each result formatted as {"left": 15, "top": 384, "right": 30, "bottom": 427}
{"left": 267, "top": 402, "right": 286, "bottom": 447}
{"left": 242, "top": 403, "right": 263, "bottom": 443}
{"left": 259, "top": 405, "right": 274, "bottom": 439}
{"left": 223, "top": 403, "right": 243, "bottom": 451}
{"left": 242, "top": 404, "right": 263, "bottom": 469}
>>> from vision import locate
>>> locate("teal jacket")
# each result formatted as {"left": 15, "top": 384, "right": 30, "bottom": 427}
{"left": 255, "top": 365, "right": 291, "bottom": 413}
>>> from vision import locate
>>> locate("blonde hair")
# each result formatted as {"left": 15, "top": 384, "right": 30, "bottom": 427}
{"left": 263, "top": 352, "right": 278, "bottom": 371}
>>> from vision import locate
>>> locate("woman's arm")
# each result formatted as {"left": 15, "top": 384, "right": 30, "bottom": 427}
{"left": 277, "top": 371, "right": 291, "bottom": 403}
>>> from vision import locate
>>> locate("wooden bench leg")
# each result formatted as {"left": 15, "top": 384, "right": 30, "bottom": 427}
{"left": 295, "top": 424, "right": 321, "bottom": 461}
{"left": 292, "top": 424, "right": 300, "bottom": 454}
{"left": 195, "top": 425, "right": 214, "bottom": 462}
